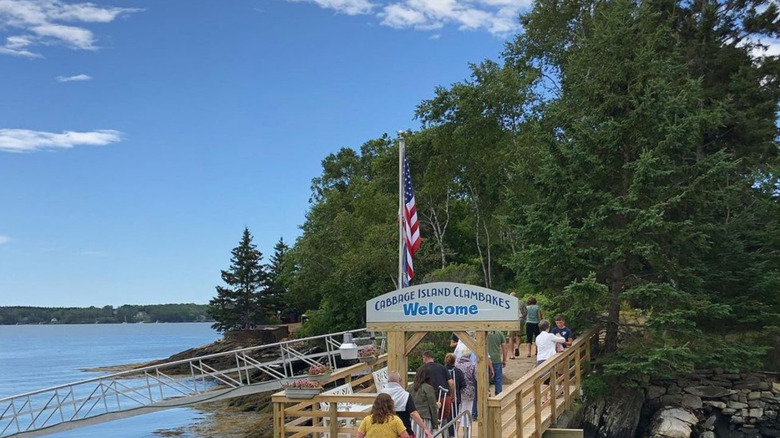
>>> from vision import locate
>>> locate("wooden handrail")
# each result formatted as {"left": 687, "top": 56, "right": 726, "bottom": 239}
{"left": 273, "top": 328, "right": 599, "bottom": 438}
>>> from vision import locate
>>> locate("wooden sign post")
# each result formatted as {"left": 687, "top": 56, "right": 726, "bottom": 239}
{"left": 366, "top": 282, "right": 518, "bottom": 438}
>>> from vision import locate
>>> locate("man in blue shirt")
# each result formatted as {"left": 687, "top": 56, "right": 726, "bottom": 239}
{"left": 552, "top": 315, "right": 573, "bottom": 347}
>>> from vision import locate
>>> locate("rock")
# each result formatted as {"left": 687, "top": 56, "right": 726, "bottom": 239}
{"left": 748, "top": 391, "right": 762, "bottom": 400}
{"left": 700, "top": 432, "right": 715, "bottom": 438}
{"left": 758, "top": 382, "right": 770, "bottom": 391}
{"left": 748, "top": 408, "right": 763, "bottom": 418}
{"left": 729, "top": 401, "right": 749, "bottom": 409}
{"left": 766, "top": 410, "right": 777, "bottom": 419}
{"left": 722, "top": 374, "right": 741, "bottom": 380}
{"left": 747, "top": 400, "right": 763, "bottom": 408}
{"left": 584, "top": 386, "right": 644, "bottom": 438}
{"left": 703, "top": 401, "right": 727, "bottom": 409}
{"left": 685, "top": 386, "right": 734, "bottom": 398}
{"left": 681, "top": 394, "right": 702, "bottom": 410}
{"left": 667, "top": 385, "right": 682, "bottom": 395}
{"left": 760, "top": 427, "right": 780, "bottom": 437}
{"left": 713, "top": 368, "right": 724, "bottom": 375}
{"left": 660, "top": 394, "right": 683, "bottom": 406}
{"left": 732, "top": 415, "right": 744, "bottom": 424}
{"left": 650, "top": 408, "right": 698, "bottom": 438}
{"left": 648, "top": 385, "right": 667, "bottom": 399}
{"left": 772, "top": 382, "right": 780, "bottom": 394}
{"left": 702, "top": 414, "right": 717, "bottom": 429}
{"left": 722, "top": 408, "right": 736, "bottom": 415}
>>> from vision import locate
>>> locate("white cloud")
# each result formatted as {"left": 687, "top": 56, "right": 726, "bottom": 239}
{"left": 288, "top": 0, "right": 375, "bottom": 15}
{"left": 0, "top": 235, "right": 10, "bottom": 245}
{"left": 56, "top": 73, "right": 91, "bottom": 82}
{"left": 0, "top": 129, "right": 122, "bottom": 153}
{"left": 0, "top": 0, "right": 140, "bottom": 57}
{"left": 383, "top": 0, "right": 529, "bottom": 35}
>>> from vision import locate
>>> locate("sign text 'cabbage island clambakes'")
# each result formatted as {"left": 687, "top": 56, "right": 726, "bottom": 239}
{"left": 366, "top": 282, "right": 518, "bottom": 323}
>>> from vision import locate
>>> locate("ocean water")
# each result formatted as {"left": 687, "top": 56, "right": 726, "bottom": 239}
{"left": 0, "top": 323, "right": 222, "bottom": 438}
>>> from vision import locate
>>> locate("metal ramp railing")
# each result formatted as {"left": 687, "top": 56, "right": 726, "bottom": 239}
{"left": 0, "top": 328, "right": 384, "bottom": 438}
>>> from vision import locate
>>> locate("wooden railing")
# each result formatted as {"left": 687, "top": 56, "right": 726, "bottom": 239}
{"left": 485, "top": 329, "right": 597, "bottom": 438}
{"left": 272, "top": 355, "right": 388, "bottom": 438}
{"left": 272, "top": 329, "right": 596, "bottom": 438}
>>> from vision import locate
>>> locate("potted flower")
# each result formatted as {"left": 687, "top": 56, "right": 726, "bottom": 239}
{"left": 358, "top": 345, "right": 379, "bottom": 364}
{"left": 307, "top": 363, "right": 332, "bottom": 382}
{"left": 282, "top": 379, "right": 323, "bottom": 399}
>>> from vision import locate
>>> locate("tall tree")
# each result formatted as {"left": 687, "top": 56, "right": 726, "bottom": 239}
{"left": 207, "top": 228, "right": 268, "bottom": 332}
{"left": 264, "top": 237, "right": 290, "bottom": 320}
{"left": 504, "top": 0, "right": 780, "bottom": 375}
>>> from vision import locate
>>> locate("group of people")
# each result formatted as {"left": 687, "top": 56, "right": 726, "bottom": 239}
{"left": 359, "top": 351, "right": 454, "bottom": 438}
{"left": 356, "top": 294, "right": 574, "bottom": 437}
{"left": 509, "top": 293, "right": 573, "bottom": 363}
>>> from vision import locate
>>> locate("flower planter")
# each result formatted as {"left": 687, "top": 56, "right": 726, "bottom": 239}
{"left": 307, "top": 373, "right": 332, "bottom": 383}
{"left": 284, "top": 387, "right": 322, "bottom": 399}
{"left": 359, "top": 356, "right": 378, "bottom": 365}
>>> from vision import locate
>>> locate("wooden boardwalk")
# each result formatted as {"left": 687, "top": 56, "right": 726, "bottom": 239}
{"left": 271, "top": 329, "right": 595, "bottom": 438}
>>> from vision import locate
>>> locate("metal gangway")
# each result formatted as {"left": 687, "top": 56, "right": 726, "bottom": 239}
{"left": 0, "top": 328, "right": 383, "bottom": 438}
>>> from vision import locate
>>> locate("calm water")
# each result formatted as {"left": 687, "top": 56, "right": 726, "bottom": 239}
{"left": 0, "top": 323, "right": 222, "bottom": 437}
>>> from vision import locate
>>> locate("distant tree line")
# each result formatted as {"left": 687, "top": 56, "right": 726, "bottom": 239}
{"left": 0, "top": 303, "right": 212, "bottom": 325}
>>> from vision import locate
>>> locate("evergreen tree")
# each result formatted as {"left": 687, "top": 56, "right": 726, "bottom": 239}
{"left": 503, "top": 0, "right": 780, "bottom": 376}
{"left": 208, "top": 228, "right": 268, "bottom": 332}
{"left": 264, "top": 237, "right": 290, "bottom": 320}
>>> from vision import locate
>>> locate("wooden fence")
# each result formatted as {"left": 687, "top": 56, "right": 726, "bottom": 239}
{"left": 485, "top": 329, "right": 596, "bottom": 438}
{"left": 272, "top": 329, "right": 596, "bottom": 438}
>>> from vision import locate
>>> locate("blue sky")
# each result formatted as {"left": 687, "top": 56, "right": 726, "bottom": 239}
{"left": 0, "top": 0, "right": 520, "bottom": 307}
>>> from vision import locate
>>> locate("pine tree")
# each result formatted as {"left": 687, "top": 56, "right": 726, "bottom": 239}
{"left": 264, "top": 237, "right": 290, "bottom": 320}
{"left": 207, "top": 228, "right": 268, "bottom": 332}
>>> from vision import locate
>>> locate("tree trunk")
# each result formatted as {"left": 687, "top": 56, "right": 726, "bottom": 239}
{"left": 605, "top": 260, "right": 625, "bottom": 352}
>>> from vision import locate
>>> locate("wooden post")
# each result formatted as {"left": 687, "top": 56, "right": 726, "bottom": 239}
{"left": 534, "top": 378, "right": 542, "bottom": 438}
{"left": 388, "top": 331, "right": 407, "bottom": 386}
{"left": 329, "top": 402, "right": 338, "bottom": 437}
{"left": 564, "top": 354, "right": 571, "bottom": 409}
{"left": 493, "top": 404, "right": 503, "bottom": 437}
{"left": 574, "top": 349, "right": 582, "bottom": 393}
{"left": 476, "top": 331, "right": 489, "bottom": 438}
{"left": 273, "top": 401, "right": 281, "bottom": 438}
{"left": 550, "top": 363, "right": 557, "bottom": 421}
{"left": 516, "top": 389, "right": 524, "bottom": 438}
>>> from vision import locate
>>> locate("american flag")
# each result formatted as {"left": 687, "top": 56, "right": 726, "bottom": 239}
{"left": 402, "top": 151, "right": 420, "bottom": 287}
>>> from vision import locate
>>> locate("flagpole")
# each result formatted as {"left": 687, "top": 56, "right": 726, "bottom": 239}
{"left": 398, "top": 131, "right": 405, "bottom": 291}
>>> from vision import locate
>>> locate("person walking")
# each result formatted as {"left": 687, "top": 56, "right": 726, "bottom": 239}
{"left": 454, "top": 349, "right": 477, "bottom": 431}
{"left": 525, "top": 296, "right": 543, "bottom": 357}
{"left": 381, "top": 371, "right": 434, "bottom": 438}
{"left": 356, "top": 393, "right": 410, "bottom": 438}
{"left": 509, "top": 292, "right": 527, "bottom": 358}
{"left": 411, "top": 366, "right": 439, "bottom": 437}
{"left": 486, "top": 330, "right": 508, "bottom": 395}
{"left": 535, "top": 319, "right": 566, "bottom": 366}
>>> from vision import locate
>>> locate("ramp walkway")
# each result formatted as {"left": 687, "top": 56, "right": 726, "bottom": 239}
{"left": 272, "top": 328, "right": 597, "bottom": 438}
{"left": 0, "top": 328, "right": 381, "bottom": 438}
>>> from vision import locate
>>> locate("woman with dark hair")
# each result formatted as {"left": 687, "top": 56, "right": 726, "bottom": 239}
{"left": 411, "top": 366, "right": 439, "bottom": 437}
{"left": 357, "top": 393, "right": 410, "bottom": 438}
{"left": 525, "top": 296, "right": 543, "bottom": 357}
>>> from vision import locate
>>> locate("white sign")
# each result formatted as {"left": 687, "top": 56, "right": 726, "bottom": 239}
{"left": 366, "top": 282, "right": 517, "bottom": 323}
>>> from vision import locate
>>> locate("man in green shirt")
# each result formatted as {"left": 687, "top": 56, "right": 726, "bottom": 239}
{"left": 486, "top": 330, "right": 508, "bottom": 395}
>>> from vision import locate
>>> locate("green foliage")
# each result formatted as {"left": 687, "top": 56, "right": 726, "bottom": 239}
{"left": 549, "top": 273, "right": 609, "bottom": 330}
{"left": 422, "top": 263, "right": 482, "bottom": 285}
{"left": 407, "top": 332, "right": 453, "bottom": 373}
{"left": 208, "top": 228, "right": 270, "bottom": 332}
{"left": 581, "top": 373, "right": 610, "bottom": 399}
{"left": 282, "top": 0, "right": 780, "bottom": 382}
